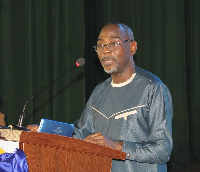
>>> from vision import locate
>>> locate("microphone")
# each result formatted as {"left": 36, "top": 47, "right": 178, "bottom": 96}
{"left": 11, "top": 58, "right": 85, "bottom": 130}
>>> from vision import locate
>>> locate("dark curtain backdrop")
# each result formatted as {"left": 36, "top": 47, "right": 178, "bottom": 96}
{"left": 0, "top": 0, "right": 86, "bottom": 125}
{"left": 0, "top": 0, "right": 199, "bottom": 170}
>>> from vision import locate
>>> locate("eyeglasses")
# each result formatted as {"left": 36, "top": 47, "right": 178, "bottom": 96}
{"left": 93, "top": 39, "right": 133, "bottom": 52}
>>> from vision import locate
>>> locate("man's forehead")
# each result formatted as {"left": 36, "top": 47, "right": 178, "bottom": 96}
{"left": 98, "top": 25, "right": 125, "bottom": 40}
{"left": 97, "top": 36, "right": 121, "bottom": 41}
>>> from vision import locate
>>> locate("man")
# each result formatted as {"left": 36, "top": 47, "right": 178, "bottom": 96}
{"left": 73, "top": 22, "right": 173, "bottom": 172}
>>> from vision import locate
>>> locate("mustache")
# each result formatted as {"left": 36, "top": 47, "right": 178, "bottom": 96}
{"left": 101, "top": 57, "right": 117, "bottom": 62}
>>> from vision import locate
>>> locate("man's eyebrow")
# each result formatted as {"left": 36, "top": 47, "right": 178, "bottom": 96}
{"left": 110, "top": 36, "right": 121, "bottom": 39}
{"left": 97, "top": 37, "right": 122, "bottom": 41}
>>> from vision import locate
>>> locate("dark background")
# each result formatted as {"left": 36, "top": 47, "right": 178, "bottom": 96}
{"left": 0, "top": 0, "right": 199, "bottom": 170}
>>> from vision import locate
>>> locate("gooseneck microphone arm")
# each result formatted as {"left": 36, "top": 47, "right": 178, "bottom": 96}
{"left": 18, "top": 65, "right": 75, "bottom": 127}
{"left": 16, "top": 58, "right": 85, "bottom": 129}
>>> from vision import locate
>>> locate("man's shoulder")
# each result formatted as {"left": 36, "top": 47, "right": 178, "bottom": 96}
{"left": 96, "top": 77, "right": 112, "bottom": 89}
{"left": 92, "top": 77, "right": 112, "bottom": 95}
{"left": 135, "top": 66, "right": 172, "bottom": 100}
{"left": 135, "top": 66, "right": 163, "bottom": 85}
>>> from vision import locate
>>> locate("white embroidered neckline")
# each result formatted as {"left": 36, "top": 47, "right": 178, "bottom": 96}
{"left": 111, "top": 73, "right": 136, "bottom": 87}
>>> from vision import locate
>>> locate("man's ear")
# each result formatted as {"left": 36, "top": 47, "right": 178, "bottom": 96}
{"left": 130, "top": 41, "right": 137, "bottom": 55}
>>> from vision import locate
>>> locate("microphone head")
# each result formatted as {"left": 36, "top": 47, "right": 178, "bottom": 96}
{"left": 76, "top": 58, "right": 85, "bottom": 67}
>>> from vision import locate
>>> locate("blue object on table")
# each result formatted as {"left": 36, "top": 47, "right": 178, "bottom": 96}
{"left": 38, "top": 119, "right": 74, "bottom": 137}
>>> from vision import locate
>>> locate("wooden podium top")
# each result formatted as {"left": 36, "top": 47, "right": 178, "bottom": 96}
{"left": 20, "top": 131, "right": 126, "bottom": 160}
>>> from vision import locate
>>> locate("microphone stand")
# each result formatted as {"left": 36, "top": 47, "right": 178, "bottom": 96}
{"left": 11, "top": 64, "right": 78, "bottom": 131}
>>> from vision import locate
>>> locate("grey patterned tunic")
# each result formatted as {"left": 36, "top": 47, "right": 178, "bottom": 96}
{"left": 73, "top": 66, "right": 173, "bottom": 172}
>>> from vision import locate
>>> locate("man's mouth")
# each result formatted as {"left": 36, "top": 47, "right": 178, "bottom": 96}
{"left": 101, "top": 57, "right": 117, "bottom": 66}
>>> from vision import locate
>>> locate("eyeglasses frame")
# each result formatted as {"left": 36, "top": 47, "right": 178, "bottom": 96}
{"left": 93, "top": 39, "right": 133, "bottom": 52}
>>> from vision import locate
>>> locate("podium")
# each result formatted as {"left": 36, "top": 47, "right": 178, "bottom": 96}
{"left": 19, "top": 131, "right": 126, "bottom": 172}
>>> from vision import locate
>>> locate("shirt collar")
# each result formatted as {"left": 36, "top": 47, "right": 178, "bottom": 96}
{"left": 111, "top": 73, "right": 136, "bottom": 87}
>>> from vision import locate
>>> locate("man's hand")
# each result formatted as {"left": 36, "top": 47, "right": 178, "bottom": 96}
{"left": 26, "top": 124, "right": 39, "bottom": 132}
{"left": 84, "top": 132, "right": 123, "bottom": 151}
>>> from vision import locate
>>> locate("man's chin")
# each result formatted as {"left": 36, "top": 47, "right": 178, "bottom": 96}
{"left": 104, "top": 67, "right": 118, "bottom": 74}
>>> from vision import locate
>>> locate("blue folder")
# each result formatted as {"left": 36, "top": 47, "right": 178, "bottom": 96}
{"left": 38, "top": 119, "right": 74, "bottom": 137}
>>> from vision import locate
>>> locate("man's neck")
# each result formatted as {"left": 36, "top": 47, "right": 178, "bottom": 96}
{"left": 111, "top": 68, "right": 135, "bottom": 84}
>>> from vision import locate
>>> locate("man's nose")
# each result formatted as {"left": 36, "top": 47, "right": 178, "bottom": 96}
{"left": 103, "top": 45, "right": 112, "bottom": 53}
